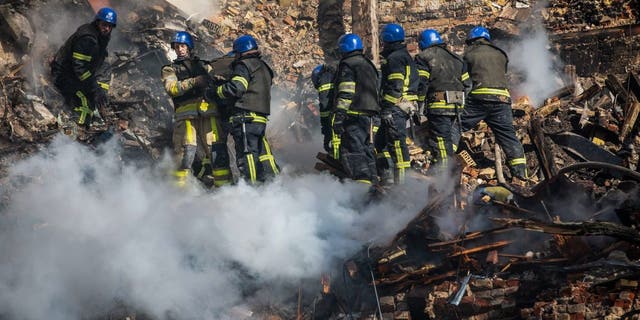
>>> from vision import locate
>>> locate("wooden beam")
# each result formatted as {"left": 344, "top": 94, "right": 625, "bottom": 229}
{"left": 490, "top": 218, "right": 640, "bottom": 243}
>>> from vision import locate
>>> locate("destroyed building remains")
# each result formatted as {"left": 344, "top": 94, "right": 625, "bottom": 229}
{"left": 0, "top": 0, "right": 640, "bottom": 319}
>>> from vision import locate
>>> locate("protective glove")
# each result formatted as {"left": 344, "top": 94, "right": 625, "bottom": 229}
{"left": 472, "top": 186, "right": 513, "bottom": 205}
{"left": 193, "top": 75, "right": 210, "bottom": 89}
{"left": 332, "top": 110, "right": 347, "bottom": 135}
{"left": 323, "top": 134, "right": 332, "bottom": 153}
{"left": 381, "top": 110, "right": 394, "bottom": 128}
{"left": 93, "top": 88, "right": 109, "bottom": 111}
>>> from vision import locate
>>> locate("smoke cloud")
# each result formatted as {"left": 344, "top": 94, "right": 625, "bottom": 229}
{"left": 506, "top": 2, "right": 564, "bottom": 107}
{"left": 0, "top": 131, "right": 427, "bottom": 319}
{"left": 166, "top": 0, "right": 220, "bottom": 22}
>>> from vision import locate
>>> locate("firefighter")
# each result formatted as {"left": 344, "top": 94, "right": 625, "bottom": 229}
{"left": 212, "top": 35, "right": 280, "bottom": 184}
{"left": 50, "top": 7, "right": 116, "bottom": 128}
{"left": 376, "top": 23, "right": 420, "bottom": 184}
{"left": 311, "top": 64, "right": 336, "bottom": 157}
{"left": 451, "top": 26, "right": 528, "bottom": 180}
{"left": 161, "top": 31, "right": 231, "bottom": 187}
{"left": 331, "top": 33, "right": 380, "bottom": 185}
{"left": 414, "top": 29, "right": 470, "bottom": 173}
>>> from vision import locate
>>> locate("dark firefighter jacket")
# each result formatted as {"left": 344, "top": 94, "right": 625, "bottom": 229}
{"left": 464, "top": 38, "right": 511, "bottom": 103}
{"left": 51, "top": 21, "right": 110, "bottom": 95}
{"left": 312, "top": 64, "right": 336, "bottom": 119}
{"left": 332, "top": 51, "right": 380, "bottom": 114}
{"left": 215, "top": 52, "right": 274, "bottom": 115}
{"left": 161, "top": 57, "right": 211, "bottom": 120}
{"left": 380, "top": 41, "right": 419, "bottom": 108}
{"left": 415, "top": 43, "right": 470, "bottom": 115}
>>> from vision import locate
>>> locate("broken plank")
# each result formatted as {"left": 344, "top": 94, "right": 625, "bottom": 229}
{"left": 447, "top": 240, "right": 514, "bottom": 257}
{"left": 490, "top": 218, "right": 640, "bottom": 243}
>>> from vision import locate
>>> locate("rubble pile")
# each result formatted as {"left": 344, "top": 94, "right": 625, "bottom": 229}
{"left": 0, "top": 0, "right": 639, "bottom": 319}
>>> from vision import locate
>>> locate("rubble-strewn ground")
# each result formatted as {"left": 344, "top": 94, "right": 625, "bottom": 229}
{"left": 1, "top": 0, "right": 640, "bottom": 319}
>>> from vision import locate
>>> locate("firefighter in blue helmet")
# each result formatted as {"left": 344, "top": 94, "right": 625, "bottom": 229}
{"left": 211, "top": 35, "right": 280, "bottom": 184}
{"left": 161, "top": 31, "right": 232, "bottom": 187}
{"left": 51, "top": 7, "right": 117, "bottom": 128}
{"left": 331, "top": 33, "right": 380, "bottom": 184}
{"left": 451, "top": 26, "right": 528, "bottom": 181}
{"left": 311, "top": 64, "right": 337, "bottom": 156}
{"left": 414, "top": 29, "right": 470, "bottom": 174}
{"left": 375, "top": 23, "right": 420, "bottom": 184}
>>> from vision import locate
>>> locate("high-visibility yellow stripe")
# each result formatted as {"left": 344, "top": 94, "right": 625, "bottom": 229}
{"left": 509, "top": 157, "right": 526, "bottom": 166}
{"left": 402, "top": 66, "right": 411, "bottom": 96}
{"left": 418, "top": 95, "right": 426, "bottom": 102}
{"left": 461, "top": 72, "right": 470, "bottom": 81}
{"left": 97, "top": 81, "right": 110, "bottom": 90}
{"left": 212, "top": 168, "right": 231, "bottom": 176}
{"left": 336, "top": 98, "right": 351, "bottom": 110}
{"left": 232, "top": 76, "right": 249, "bottom": 90}
{"left": 73, "top": 90, "right": 91, "bottom": 125}
{"left": 261, "top": 137, "right": 280, "bottom": 174}
{"left": 419, "top": 70, "right": 430, "bottom": 78}
{"left": 471, "top": 88, "right": 510, "bottom": 97}
{"left": 394, "top": 140, "right": 406, "bottom": 183}
{"left": 428, "top": 101, "right": 457, "bottom": 109}
{"left": 72, "top": 52, "right": 92, "bottom": 62}
{"left": 331, "top": 114, "right": 341, "bottom": 159}
{"left": 175, "top": 103, "right": 199, "bottom": 114}
{"left": 388, "top": 73, "right": 404, "bottom": 80}
{"left": 246, "top": 154, "right": 257, "bottom": 183}
{"left": 437, "top": 136, "right": 447, "bottom": 165}
{"left": 185, "top": 120, "right": 196, "bottom": 144}
{"left": 404, "top": 94, "right": 418, "bottom": 101}
{"left": 383, "top": 94, "right": 399, "bottom": 104}
{"left": 318, "top": 83, "right": 333, "bottom": 92}
{"left": 338, "top": 81, "right": 356, "bottom": 93}
{"left": 209, "top": 117, "right": 219, "bottom": 142}
{"left": 79, "top": 71, "right": 91, "bottom": 81}
{"left": 217, "top": 86, "right": 225, "bottom": 98}
{"left": 320, "top": 111, "right": 331, "bottom": 117}
{"left": 356, "top": 179, "right": 372, "bottom": 184}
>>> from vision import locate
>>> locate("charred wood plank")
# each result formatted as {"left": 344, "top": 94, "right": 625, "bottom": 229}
{"left": 490, "top": 218, "right": 640, "bottom": 243}
{"left": 620, "top": 100, "right": 640, "bottom": 141}
{"left": 572, "top": 83, "right": 602, "bottom": 104}
{"left": 427, "top": 226, "right": 512, "bottom": 248}
{"left": 605, "top": 74, "right": 629, "bottom": 106}
{"left": 447, "top": 240, "right": 513, "bottom": 257}
{"left": 529, "top": 116, "right": 557, "bottom": 180}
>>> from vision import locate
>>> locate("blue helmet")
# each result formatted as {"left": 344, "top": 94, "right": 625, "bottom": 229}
{"left": 95, "top": 7, "right": 117, "bottom": 26}
{"left": 337, "top": 34, "right": 363, "bottom": 54}
{"left": 172, "top": 31, "right": 193, "bottom": 49}
{"left": 418, "top": 29, "right": 443, "bottom": 50}
{"left": 468, "top": 26, "right": 491, "bottom": 41}
{"left": 233, "top": 35, "right": 258, "bottom": 54}
{"left": 381, "top": 23, "right": 405, "bottom": 43}
{"left": 311, "top": 64, "right": 324, "bottom": 87}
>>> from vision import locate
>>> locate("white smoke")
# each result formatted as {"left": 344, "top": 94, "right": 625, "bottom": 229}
{"left": 0, "top": 133, "right": 427, "bottom": 319}
{"left": 507, "top": 5, "right": 564, "bottom": 107}
{"left": 166, "top": 0, "right": 220, "bottom": 22}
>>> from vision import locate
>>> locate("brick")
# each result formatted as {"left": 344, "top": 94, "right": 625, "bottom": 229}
{"left": 471, "top": 278, "right": 493, "bottom": 290}
{"left": 556, "top": 304, "right": 567, "bottom": 313}
{"left": 501, "top": 298, "right": 516, "bottom": 309}
{"left": 393, "top": 311, "right": 411, "bottom": 320}
{"left": 474, "top": 290, "right": 492, "bottom": 298}
{"left": 558, "top": 314, "right": 571, "bottom": 320}
{"left": 491, "top": 288, "right": 505, "bottom": 297}
{"left": 493, "top": 278, "right": 507, "bottom": 288}
{"left": 567, "top": 303, "right": 586, "bottom": 314}
{"left": 618, "top": 291, "right": 635, "bottom": 301}
{"left": 504, "top": 285, "right": 519, "bottom": 295}
{"left": 617, "top": 279, "right": 638, "bottom": 289}
{"left": 570, "top": 313, "right": 585, "bottom": 320}
{"left": 520, "top": 308, "right": 534, "bottom": 318}
{"left": 613, "top": 299, "right": 631, "bottom": 309}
